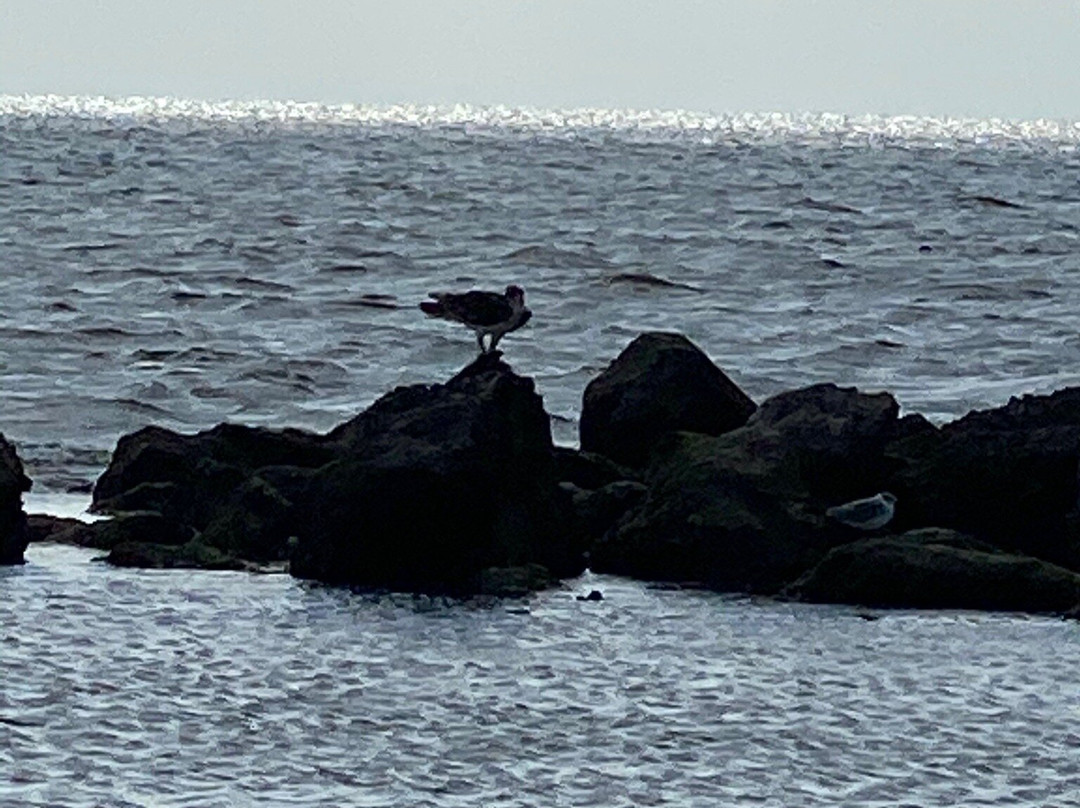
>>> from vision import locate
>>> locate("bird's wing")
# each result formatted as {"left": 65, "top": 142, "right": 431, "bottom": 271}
{"left": 829, "top": 498, "right": 885, "bottom": 523}
{"left": 437, "top": 291, "right": 513, "bottom": 326}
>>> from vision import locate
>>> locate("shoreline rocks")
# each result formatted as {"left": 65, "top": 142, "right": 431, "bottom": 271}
{"left": 12, "top": 331, "right": 1080, "bottom": 615}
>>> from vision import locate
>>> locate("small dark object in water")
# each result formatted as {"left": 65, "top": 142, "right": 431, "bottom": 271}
{"left": 968, "top": 194, "right": 1025, "bottom": 209}
{"left": 577, "top": 590, "right": 604, "bottom": 601}
{"left": 352, "top": 294, "right": 400, "bottom": 310}
{"left": 918, "top": 244, "right": 933, "bottom": 253}
{"left": 801, "top": 197, "right": 862, "bottom": 215}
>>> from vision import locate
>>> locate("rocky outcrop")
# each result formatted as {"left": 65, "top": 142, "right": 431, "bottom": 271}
{"left": 85, "top": 352, "right": 583, "bottom": 592}
{"left": 885, "top": 387, "right": 1080, "bottom": 571}
{"left": 579, "top": 332, "right": 756, "bottom": 467}
{"left": 291, "top": 353, "right": 582, "bottom": 593}
{"left": 0, "top": 434, "right": 32, "bottom": 564}
{"left": 88, "top": 423, "right": 336, "bottom": 569}
{"left": 57, "top": 331, "right": 1080, "bottom": 614}
{"left": 92, "top": 422, "right": 333, "bottom": 556}
{"left": 105, "top": 539, "right": 247, "bottom": 571}
{"left": 785, "top": 529, "right": 1080, "bottom": 614}
{"left": 591, "top": 384, "right": 911, "bottom": 593}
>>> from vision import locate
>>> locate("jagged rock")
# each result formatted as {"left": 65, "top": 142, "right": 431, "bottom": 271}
{"left": 785, "top": 530, "right": 1080, "bottom": 613}
{"left": 749, "top": 383, "right": 913, "bottom": 502}
{"left": 579, "top": 332, "right": 756, "bottom": 467}
{"left": 93, "top": 423, "right": 333, "bottom": 515}
{"left": 591, "top": 384, "right": 909, "bottom": 593}
{"left": 289, "top": 353, "right": 583, "bottom": 593}
{"left": 886, "top": 387, "right": 1080, "bottom": 570}
{"left": 0, "top": 434, "right": 32, "bottom": 565}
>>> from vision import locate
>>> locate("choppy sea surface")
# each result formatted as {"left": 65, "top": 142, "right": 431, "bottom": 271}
{"left": 3, "top": 96, "right": 1080, "bottom": 806}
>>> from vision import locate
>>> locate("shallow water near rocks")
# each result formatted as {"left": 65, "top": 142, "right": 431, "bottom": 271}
{"left": 4, "top": 543, "right": 1078, "bottom": 807}
{"left": 4, "top": 97, "right": 1080, "bottom": 806}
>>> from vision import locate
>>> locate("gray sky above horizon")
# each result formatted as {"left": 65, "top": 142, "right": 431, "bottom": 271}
{"left": 3, "top": 1, "right": 1079, "bottom": 120}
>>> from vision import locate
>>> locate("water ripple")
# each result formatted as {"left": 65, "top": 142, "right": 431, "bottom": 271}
{"left": 3, "top": 545, "right": 1077, "bottom": 807}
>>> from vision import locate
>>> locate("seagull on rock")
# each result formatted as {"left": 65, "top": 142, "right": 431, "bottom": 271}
{"left": 420, "top": 284, "right": 532, "bottom": 354}
{"left": 826, "top": 492, "right": 897, "bottom": 531}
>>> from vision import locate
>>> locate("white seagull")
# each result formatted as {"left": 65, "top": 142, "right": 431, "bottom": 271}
{"left": 420, "top": 284, "right": 532, "bottom": 354}
{"left": 826, "top": 492, "right": 897, "bottom": 531}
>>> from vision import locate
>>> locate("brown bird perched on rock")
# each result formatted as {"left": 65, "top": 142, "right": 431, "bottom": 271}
{"left": 420, "top": 284, "right": 532, "bottom": 354}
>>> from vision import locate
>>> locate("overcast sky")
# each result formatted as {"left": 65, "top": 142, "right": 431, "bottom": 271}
{"left": 2, "top": 1, "right": 1079, "bottom": 120}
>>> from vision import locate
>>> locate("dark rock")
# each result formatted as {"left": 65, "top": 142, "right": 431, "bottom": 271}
{"left": 0, "top": 434, "right": 32, "bottom": 565}
{"left": 553, "top": 446, "right": 637, "bottom": 490}
{"left": 580, "top": 332, "right": 756, "bottom": 467}
{"left": 104, "top": 539, "right": 245, "bottom": 571}
{"left": 80, "top": 511, "right": 195, "bottom": 550}
{"left": 290, "top": 355, "right": 583, "bottom": 593}
{"left": 889, "top": 527, "right": 1000, "bottom": 554}
{"left": 576, "top": 589, "right": 604, "bottom": 601}
{"left": 592, "top": 384, "right": 908, "bottom": 593}
{"left": 749, "top": 383, "right": 905, "bottom": 502}
{"left": 886, "top": 387, "right": 1080, "bottom": 569}
{"left": 27, "top": 514, "right": 98, "bottom": 546}
{"left": 785, "top": 532, "right": 1080, "bottom": 614}
{"left": 568, "top": 480, "right": 648, "bottom": 545}
{"left": 91, "top": 423, "right": 335, "bottom": 562}
{"left": 93, "top": 423, "right": 333, "bottom": 518}
{"left": 200, "top": 472, "right": 307, "bottom": 562}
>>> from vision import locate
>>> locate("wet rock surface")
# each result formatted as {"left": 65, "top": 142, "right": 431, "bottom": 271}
{"left": 591, "top": 383, "right": 909, "bottom": 593}
{"left": 884, "top": 387, "right": 1080, "bottom": 570}
{"left": 291, "top": 353, "right": 582, "bottom": 593}
{"left": 83, "top": 352, "right": 583, "bottom": 593}
{"left": 579, "top": 332, "right": 757, "bottom": 467}
{"left": 786, "top": 529, "right": 1080, "bottom": 613}
{"left": 0, "top": 434, "right": 32, "bottom": 565}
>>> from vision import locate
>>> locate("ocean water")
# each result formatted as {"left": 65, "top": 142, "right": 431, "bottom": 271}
{"left": 3, "top": 96, "right": 1080, "bottom": 806}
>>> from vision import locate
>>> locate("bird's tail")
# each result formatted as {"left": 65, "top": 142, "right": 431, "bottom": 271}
{"left": 419, "top": 300, "right": 443, "bottom": 316}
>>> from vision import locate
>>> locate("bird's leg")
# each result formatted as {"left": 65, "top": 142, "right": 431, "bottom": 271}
{"left": 477, "top": 331, "right": 487, "bottom": 354}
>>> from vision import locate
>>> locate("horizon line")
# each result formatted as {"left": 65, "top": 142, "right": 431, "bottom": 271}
{"left": 3, "top": 92, "right": 1080, "bottom": 141}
